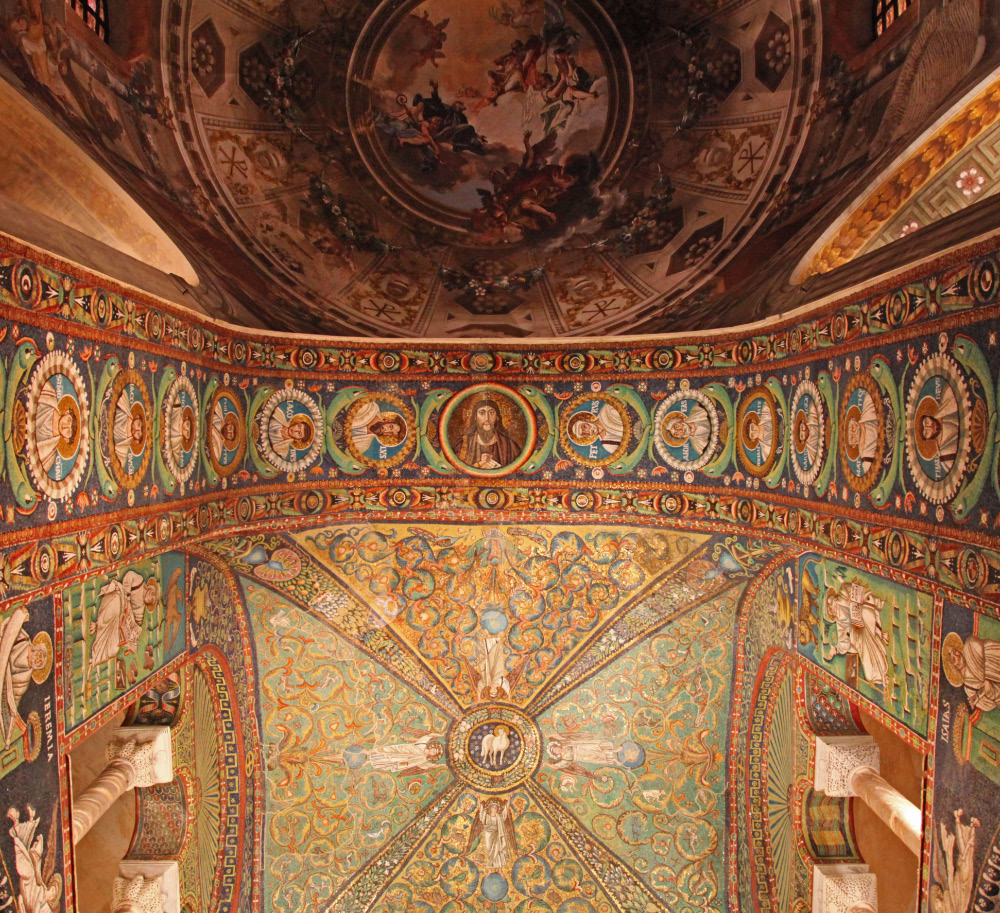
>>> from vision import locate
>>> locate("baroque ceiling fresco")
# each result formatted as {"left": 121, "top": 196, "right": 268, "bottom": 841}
{"left": 1, "top": 0, "right": 996, "bottom": 336}
{"left": 3, "top": 221, "right": 1000, "bottom": 912}
{"left": 169, "top": 0, "right": 813, "bottom": 337}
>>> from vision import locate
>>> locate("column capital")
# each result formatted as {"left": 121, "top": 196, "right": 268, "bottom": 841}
{"left": 814, "top": 736, "right": 880, "bottom": 797}
{"left": 108, "top": 727, "right": 173, "bottom": 788}
{"left": 111, "top": 875, "right": 164, "bottom": 913}
{"left": 117, "top": 862, "right": 179, "bottom": 913}
{"left": 812, "top": 864, "right": 878, "bottom": 913}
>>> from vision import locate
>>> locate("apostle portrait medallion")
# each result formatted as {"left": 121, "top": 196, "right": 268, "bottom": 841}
{"left": 23, "top": 351, "right": 90, "bottom": 502}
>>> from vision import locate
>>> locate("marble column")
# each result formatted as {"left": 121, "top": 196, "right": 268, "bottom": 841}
{"left": 813, "top": 735, "right": 923, "bottom": 857}
{"left": 72, "top": 727, "right": 172, "bottom": 845}
{"left": 848, "top": 766, "right": 923, "bottom": 857}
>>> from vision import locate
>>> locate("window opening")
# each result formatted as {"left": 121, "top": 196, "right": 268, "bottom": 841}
{"left": 69, "top": 0, "right": 108, "bottom": 41}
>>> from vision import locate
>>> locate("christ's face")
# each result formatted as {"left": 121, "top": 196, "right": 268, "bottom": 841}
{"left": 476, "top": 406, "right": 498, "bottom": 434}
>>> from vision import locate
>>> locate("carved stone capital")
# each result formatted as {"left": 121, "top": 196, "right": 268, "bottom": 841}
{"left": 112, "top": 875, "right": 164, "bottom": 913}
{"left": 813, "top": 736, "right": 880, "bottom": 797}
{"left": 812, "top": 864, "right": 878, "bottom": 913}
{"left": 108, "top": 727, "right": 173, "bottom": 788}
{"left": 117, "top": 862, "right": 179, "bottom": 913}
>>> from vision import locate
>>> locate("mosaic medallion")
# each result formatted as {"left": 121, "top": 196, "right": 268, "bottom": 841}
{"left": 345, "top": 393, "right": 416, "bottom": 469}
{"left": 838, "top": 372, "right": 885, "bottom": 494}
{"left": 258, "top": 388, "right": 324, "bottom": 473}
{"left": 23, "top": 351, "right": 90, "bottom": 501}
{"left": 448, "top": 705, "right": 540, "bottom": 793}
{"left": 789, "top": 379, "right": 827, "bottom": 487}
{"left": 161, "top": 374, "right": 199, "bottom": 485}
{"left": 206, "top": 388, "right": 246, "bottom": 478}
{"left": 440, "top": 384, "right": 536, "bottom": 477}
{"left": 736, "top": 386, "right": 780, "bottom": 477}
{"left": 904, "top": 353, "right": 971, "bottom": 504}
{"left": 560, "top": 392, "right": 631, "bottom": 466}
{"left": 653, "top": 388, "right": 719, "bottom": 471}
{"left": 105, "top": 370, "right": 153, "bottom": 490}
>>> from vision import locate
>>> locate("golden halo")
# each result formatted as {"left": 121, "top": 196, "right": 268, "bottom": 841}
{"left": 661, "top": 410, "right": 694, "bottom": 448}
{"left": 942, "top": 631, "right": 965, "bottom": 688}
{"left": 740, "top": 411, "right": 762, "bottom": 451}
{"left": 180, "top": 405, "right": 196, "bottom": 450}
{"left": 30, "top": 630, "right": 53, "bottom": 684}
{"left": 129, "top": 401, "right": 147, "bottom": 455}
{"left": 567, "top": 411, "right": 600, "bottom": 446}
{"left": 914, "top": 395, "right": 943, "bottom": 462}
{"left": 793, "top": 412, "right": 810, "bottom": 453}
{"left": 843, "top": 404, "right": 863, "bottom": 462}
{"left": 287, "top": 415, "right": 315, "bottom": 448}
{"left": 55, "top": 394, "right": 81, "bottom": 459}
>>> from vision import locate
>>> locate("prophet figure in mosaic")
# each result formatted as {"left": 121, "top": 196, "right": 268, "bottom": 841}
{"left": 943, "top": 631, "right": 1000, "bottom": 713}
{"left": 89, "top": 570, "right": 159, "bottom": 671}
{"left": 0, "top": 608, "right": 52, "bottom": 748}
{"left": 821, "top": 571, "right": 889, "bottom": 688}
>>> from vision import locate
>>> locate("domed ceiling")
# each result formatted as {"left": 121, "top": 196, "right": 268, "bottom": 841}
{"left": 169, "top": 0, "right": 815, "bottom": 336}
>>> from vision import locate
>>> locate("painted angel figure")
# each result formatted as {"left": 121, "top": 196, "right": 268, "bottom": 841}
{"left": 7, "top": 805, "right": 62, "bottom": 913}
{"left": 466, "top": 797, "right": 517, "bottom": 872}
{"left": 368, "top": 728, "right": 445, "bottom": 775}
{"left": 468, "top": 635, "right": 527, "bottom": 702}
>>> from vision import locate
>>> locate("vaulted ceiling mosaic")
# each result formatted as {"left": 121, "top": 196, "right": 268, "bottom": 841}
{"left": 202, "top": 523, "right": 767, "bottom": 912}
{"left": 171, "top": 0, "right": 814, "bottom": 336}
